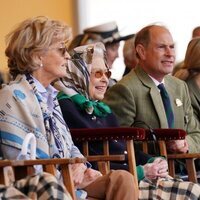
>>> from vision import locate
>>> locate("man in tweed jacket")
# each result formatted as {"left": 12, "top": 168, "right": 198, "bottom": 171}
{"left": 103, "top": 25, "right": 200, "bottom": 153}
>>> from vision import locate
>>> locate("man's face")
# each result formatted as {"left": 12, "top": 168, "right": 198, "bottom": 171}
{"left": 141, "top": 27, "right": 175, "bottom": 81}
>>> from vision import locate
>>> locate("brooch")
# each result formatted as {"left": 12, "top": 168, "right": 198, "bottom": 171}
{"left": 175, "top": 98, "right": 183, "bottom": 106}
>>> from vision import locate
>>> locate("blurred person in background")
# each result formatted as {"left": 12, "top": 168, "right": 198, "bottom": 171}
{"left": 122, "top": 35, "right": 138, "bottom": 76}
{"left": 172, "top": 26, "right": 200, "bottom": 75}
{"left": 174, "top": 37, "right": 200, "bottom": 121}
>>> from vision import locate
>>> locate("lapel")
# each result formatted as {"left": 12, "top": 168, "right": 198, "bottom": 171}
{"left": 164, "top": 76, "right": 179, "bottom": 113}
{"left": 135, "top": 67, "right": 168, "bottom": 128}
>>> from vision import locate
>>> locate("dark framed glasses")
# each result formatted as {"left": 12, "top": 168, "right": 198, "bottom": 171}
{"left": 91, "top": 70, "right": 112, "bottom": 79}
{"left": 56, "top": 46, "right": 68, "bottom": 57}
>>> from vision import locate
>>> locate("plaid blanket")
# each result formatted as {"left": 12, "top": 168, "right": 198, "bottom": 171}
{"left": 139, "top": 176, "right": 200, "bottom": 200}
{"left": 0, "top": 172, "right": 72, "bottom": 200}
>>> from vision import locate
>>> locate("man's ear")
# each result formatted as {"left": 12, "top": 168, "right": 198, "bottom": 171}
{"left": 136, "top": 44, "right": 146, "bottom": 60}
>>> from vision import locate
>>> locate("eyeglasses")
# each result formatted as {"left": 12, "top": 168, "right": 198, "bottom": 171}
{"left": 50, "top": 46, "right": 68, "bottom": 57}
{"left": 56, "top": 47, "right": 68, "bottom": 57}
{"left": 91, "top": 70, "right": 112, "bottom": 79}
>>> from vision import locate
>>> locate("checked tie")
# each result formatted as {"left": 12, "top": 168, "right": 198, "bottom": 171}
{"left": 158, "top": 83, "right": 175, "bottom": 128}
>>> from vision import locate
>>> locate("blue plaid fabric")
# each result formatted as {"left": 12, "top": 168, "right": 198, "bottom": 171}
{"left": 158, "top": 83, "right": 175, "bottom": 128}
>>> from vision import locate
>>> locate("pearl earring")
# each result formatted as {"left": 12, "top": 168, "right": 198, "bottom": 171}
{"left": 40, "top": 63, "right": 43, "bottom": 67}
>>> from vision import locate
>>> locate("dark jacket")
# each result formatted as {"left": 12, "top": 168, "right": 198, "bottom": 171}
{"left": 59, "top": 98, "right": 152, "bottom": 170}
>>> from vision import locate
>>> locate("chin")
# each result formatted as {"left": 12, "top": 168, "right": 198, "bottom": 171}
{"left": 95, "top": 95, "right": 104, "bottom": 101}
{"left": 57, "top": 71, "right": 67, "bottom": 78}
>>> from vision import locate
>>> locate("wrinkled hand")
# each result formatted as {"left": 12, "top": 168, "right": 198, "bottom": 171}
{"left": 78, "top": 168, "right": 103, "bottom": 189}
{"left": 143, "top": 157, "right": 168, "bottom": 179}
{"left": 71, "top": 163, "right": 87, "bottom": 188}
{"left": 166, "top": 139, "right": 188, "bottom": 153}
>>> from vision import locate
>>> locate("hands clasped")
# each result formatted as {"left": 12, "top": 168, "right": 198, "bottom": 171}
{"left": 166, "top": 139, "right": 188, "bottom": 153}
{"left": 71, "top": 163, "right": 102, "bottom": 189}
{"left": 143, "top": 157, "right": 168, "bottom": 180}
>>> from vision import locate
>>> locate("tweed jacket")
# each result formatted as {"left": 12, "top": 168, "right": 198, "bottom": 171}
{"left": 103, "top": 66, "right": 200, "bottom": 153}
{"left": 186, "top": 78, "right": 200, "bottom": 121}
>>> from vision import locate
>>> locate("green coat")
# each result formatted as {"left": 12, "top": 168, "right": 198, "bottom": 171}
{"left": 103, "top": 67, "right": 200, "bottom": 153}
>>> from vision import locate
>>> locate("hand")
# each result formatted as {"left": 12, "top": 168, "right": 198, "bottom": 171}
{"left": 78, "top": 168, "right": 103, "bottom": 189}
{"left": 166, "top": 139, "right": 188, "bottom": 153}
{"left": 71, "top": 163, "right": 87, "bottom": 188}
{"left": 143, "top": 157, "right": 168, "bottom": 179}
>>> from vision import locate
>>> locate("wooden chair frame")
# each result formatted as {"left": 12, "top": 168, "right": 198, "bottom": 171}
{"left": 0, "top": 157, "right": 86, "bottom": 200}
{"left": 143, "top": 128, "right": 200, "bottom": 183}
{"left": 70, "top": 127, "right": 146, "bottom": 194}
{"left": 144, "top": 128, "right": 186, "bottom": 157}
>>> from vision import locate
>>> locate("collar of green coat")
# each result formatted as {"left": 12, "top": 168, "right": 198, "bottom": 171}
{"left": 57, "top": 92, "right": 111, "bottom": 117}
{"left": 135, "top": 66, "right": 157, "bottom": 88}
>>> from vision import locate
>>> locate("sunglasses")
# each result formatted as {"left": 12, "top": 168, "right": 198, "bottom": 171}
{"left": 91, "top": 70, "right": 112, "bottom": 79}
{"left": 56, "top": 46, "right": 68, "bottom": 57}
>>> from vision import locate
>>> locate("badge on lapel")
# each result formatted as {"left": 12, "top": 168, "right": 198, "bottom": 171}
{"left": 175, "top": 98, "right": 183, "bottom": 106}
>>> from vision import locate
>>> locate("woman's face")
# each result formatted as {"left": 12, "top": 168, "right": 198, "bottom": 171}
{"left": 106, "top": 42, "right": 120, "bottom": 68}
{"left": 89, "top": 56, "right": 110, "bottom": 100}
{"left": 33, "top": 41, "right": 70, "bottom": 86}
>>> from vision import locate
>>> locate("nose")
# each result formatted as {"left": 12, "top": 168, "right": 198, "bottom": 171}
{"left": 101, "top": 73, "right": 109, "bottom": 85}
{"left": 115, "top": 51, "right": 119, "bottom": 59}
{"left": 165, "top": 46, "right": 174, "bottom": 56}
{"left": 64, "top": 51, "right": 71, "bottom": 59}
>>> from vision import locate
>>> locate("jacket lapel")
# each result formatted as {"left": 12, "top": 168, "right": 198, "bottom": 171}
{"left": 136, "top": 67, "right": 168, "bottom": 128}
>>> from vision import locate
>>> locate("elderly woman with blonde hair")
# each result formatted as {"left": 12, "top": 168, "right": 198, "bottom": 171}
{"left": 174, "top": 37, "right": 200, "bottom": 121}
{"left": 0, "top": 16, "right": 137, "bottom": 200}
{"left": 123, "top": 35, "right": 138, "bottom": 76}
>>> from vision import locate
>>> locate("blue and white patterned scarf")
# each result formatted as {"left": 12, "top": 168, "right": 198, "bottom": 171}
{"left": 26, "top": 74, "right": 66, "bottom": 158}
{"left": 0, "top": 74, "right": 74, "bottom": 159}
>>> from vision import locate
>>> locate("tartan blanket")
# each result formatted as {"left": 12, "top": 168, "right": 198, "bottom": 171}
{"left": 0, "top": 172, "right": 72, "bottom": 200}
{"left": 139, "top": 176, "right": 200, "bottom": 200}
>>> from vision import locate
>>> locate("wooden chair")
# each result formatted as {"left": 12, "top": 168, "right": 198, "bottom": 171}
{"left": 70, "top": 127, "right": 146, "bottom": 194}
{"left": 143, "top": 128, "right": 200, "bottom": 183}
{"left": 144, "top": 128, "right": 186, "bottom": 157}
{"left": 167, "top": 153, "right": 200, "bottom": 183}
{"left": 0, "top": 157, "right": 86, "bottom": 200}
{"left": 0, "top": 127, "right": 144, "bottom": 199}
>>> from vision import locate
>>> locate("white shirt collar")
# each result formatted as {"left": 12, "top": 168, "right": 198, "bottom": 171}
{"left": 31, "top": 77, "right": 58, "bottom": 111}
{"left": 148, "top": 75, "right": 165, "bottom": 87}
{"left": 32, "top": 77, "right": 58, "bottom": 99}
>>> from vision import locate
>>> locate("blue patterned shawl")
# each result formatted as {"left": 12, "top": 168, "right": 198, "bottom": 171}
{"left": 0, "top": 74, "right": 81, "bottom": 159}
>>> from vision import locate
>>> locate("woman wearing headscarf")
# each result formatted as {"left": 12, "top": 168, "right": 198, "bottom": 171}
{"left": 0, "top": 16, "right": 137, "bottom": 200}
{"left": 55, "top": 42, "right": 168, "bottom": 181}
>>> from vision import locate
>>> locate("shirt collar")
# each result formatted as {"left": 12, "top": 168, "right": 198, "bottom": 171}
{"left": 32, "top": 76, "right": 58, "bottom": 100}
{"left": 148, "top": 75, "right": 165, "bottom": 87}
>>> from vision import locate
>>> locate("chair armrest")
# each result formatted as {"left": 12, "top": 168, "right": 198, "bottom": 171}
{"left": 167, "top": 153, "right": 200, "bottom": 159}
{"left": 0, "top": 157, "right": 86, "bottom": 200}
{"left": 0, "top": 157, "right": 86, "bottom": 167}
{"left": 86, "top": 155, "right": 125, "bottom": 162}
{"left": 70, "top": 127, "right": 145, "bottom": 141}
{"left": 145, "top": 128, "right": 186, "bottom": 141}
